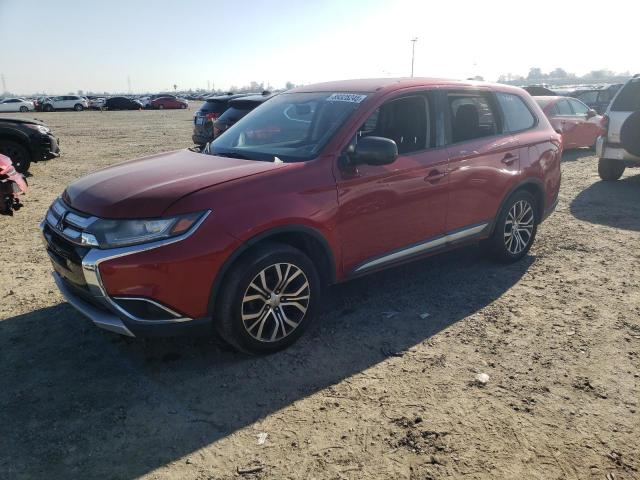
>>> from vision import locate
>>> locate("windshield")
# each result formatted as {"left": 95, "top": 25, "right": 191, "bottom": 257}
{"left": 207, "top": 91, "right": 368, "bottom": 162}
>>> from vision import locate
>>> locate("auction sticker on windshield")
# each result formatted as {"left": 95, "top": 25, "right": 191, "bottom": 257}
{"left": 326, "top": 93, "right": 367, "bottom": 103}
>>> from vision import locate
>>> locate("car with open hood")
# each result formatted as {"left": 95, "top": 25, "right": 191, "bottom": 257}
{"left": 42, "top": 78, "right": 561, "bottom": 354}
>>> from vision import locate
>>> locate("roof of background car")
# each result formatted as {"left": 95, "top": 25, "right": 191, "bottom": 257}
{"left": 205, "top": 93, "right": 250, "bottom": 102}
{"left": 532, "top": 96, "right": 559, "bottom": 109}
{"left": 229, "top": 93, "right": 276, "bottom": 105}
{"left": 288, "top": 77, "right": 523, "bottom": 94}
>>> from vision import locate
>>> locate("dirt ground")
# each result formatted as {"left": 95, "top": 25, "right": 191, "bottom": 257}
{"left": 0, "top": 105, "right": 638, "bottom": 480}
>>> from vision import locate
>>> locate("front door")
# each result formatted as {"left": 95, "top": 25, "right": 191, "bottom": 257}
{"left": 335, "top": 92, "right": 449, "bottom": 274}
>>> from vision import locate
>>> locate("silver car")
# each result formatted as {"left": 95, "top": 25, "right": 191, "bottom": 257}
{"left": 596, "top": 75, "right": 640, "bottom": 180}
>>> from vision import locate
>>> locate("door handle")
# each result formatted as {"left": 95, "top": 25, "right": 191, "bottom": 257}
{"left": 501, "top": 153, "right": 519, "bottom": 165}
{"left": 425, "top": 169, "right": 448, "bottom": 183}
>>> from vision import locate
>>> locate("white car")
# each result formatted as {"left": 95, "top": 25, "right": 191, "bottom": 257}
{"left": 596, "top": 74, "right": 640, "bottom": 180}
{"left": 0, "top": 98, "right": 35, "bottom": 112}
{"left": 41, "top": 95, "right": 89, "bottom": 112}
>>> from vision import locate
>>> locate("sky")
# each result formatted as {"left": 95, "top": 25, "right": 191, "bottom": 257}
{"left": 0, "top": 0, "right": 638, "bottom": 95}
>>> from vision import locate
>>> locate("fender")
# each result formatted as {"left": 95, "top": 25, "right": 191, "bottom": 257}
{"left": 0, "top": 126, "right": 32, "bottom": 153}
{"left": 206, "top": 224, "right": 337, "bottom": 316}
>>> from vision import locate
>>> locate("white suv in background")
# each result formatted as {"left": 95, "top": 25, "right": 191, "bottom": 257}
{"left": 596, "top": 75, "right": 640, "bottom": 180}
{"left": 42, "top": 95, "right": 89, "bottom": 112}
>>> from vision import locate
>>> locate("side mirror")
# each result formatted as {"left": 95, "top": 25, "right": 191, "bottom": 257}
{"left": 587, "top": 109, "right": 597, "bottom": 119}
{"left": 351, "top": 136, "right": 398, "bottom": 166}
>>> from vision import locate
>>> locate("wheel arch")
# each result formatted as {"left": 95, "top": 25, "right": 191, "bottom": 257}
{"left": 490, "top": 179, "right": 546, "bottom": 234}
{"left": 207, "top": 224, "right": 337, "bottom": 316}
{"left": 0, "top": 130, "right": 33, "bottom": 157}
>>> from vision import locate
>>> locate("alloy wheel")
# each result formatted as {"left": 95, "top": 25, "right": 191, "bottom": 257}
{"left": 504, "top": 199, "right": 534, "bottom": 255}
{"left": 241, "top": 262, "right": 310, "bottom": 343}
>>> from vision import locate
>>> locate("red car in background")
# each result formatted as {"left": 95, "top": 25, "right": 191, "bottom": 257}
{"left": 150, "top": 96, "right": 188, "bottom": 110}
{"left": 534, "top": 96, "right": 605, "bottom": 149}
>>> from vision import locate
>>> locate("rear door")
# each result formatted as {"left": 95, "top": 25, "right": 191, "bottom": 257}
{"left": 335, "top": 91, "right": 449, "bottom": 273}
{"left": 444, "top": 89, "right": 520, "bottom": 232}
{"left": 554, "top": 98, "right": 580, "bottom": 148}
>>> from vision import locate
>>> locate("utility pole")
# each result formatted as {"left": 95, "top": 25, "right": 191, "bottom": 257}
{"left": 410, "top": 38, "right": 418, "bottom": 77}
{"left": 1, "top": 74, "right": 6, "bottom": 94}
{"left": 127, "top": 76, "right": 131, "bottom": 93}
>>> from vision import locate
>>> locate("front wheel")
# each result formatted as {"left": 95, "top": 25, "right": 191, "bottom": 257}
{"left": 158, "top": 104, "right": 165, "bottom": 110}
{"left": 598, "top": 158, "right": 625, "bottom": 181}
{"left": 487, "top": 190, "right": 538, "bottom": 263}
{"left": 215, "top": 243, "right": 320, "bottom": 354}
{"left": 74, "top": 104, "right": 83, "bottom": 111}
{"left": 19, "top": 106, "right": 28, "bottom": 112}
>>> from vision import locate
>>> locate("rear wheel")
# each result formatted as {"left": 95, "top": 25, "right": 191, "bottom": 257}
{"left": 487, "top": 190, "right": 538, "bottom": 263}
{"left": 215, "top": 243, "right": 320, "bottom": 354}
{"left": 598, "top": 158, "right": 625, "bottom": 181}
{"left": 158, "top": 104, "right": 165, "bottom": 110}
{"left": 74, "top": 103, "right": 83, "bottom": 111}
{"left": 0, "top": 141, "right": 31, "bottom": 173}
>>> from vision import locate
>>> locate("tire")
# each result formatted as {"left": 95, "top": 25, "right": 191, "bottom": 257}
{"left": 43, "top": 104, "right": 53, "bottom": 112}
{"left": 74, "top": 104, "right": 83, "bottom": 111}
{"left": 0, "top": 140, "right": 31, "bottom": 173}
{"left": 487, "top": 190, "right": 538, "bottom": 263}
{"left": 180, "top": 104, "right": 187, "bottom": 109}
{"left": 19, "top": 106, "right": 28, "bottom": 113}
{"left": 158, "top": 104, "right": 165, "bottom": 110}
{"left": 598, "top": 158, "right": 625, "bottom": 181}
{"left": 215, "top": 242, "right": 321, "bottom": 354}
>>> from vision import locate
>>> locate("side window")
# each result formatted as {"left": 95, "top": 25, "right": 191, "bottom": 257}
{"left": 577, "top": 91, "right": 598, "bottom": 103}
{"left": 597, "top": 91, "right": 610, "bottom": 103}
{"left": 611, "top": 79, "right": 640, "bottom": 112}
{"left": 568, "top": 99, "right": 589, "bottom": 115}
{"left": 555, "top": 99, "right": 573, "bottom": 115}
{"left": 447, "top": 92, "right": 499, "bottom": 143}
{"left": 496, "top": 93, "right": 536, "bottom": 132}
{"left": 357, "top": 95, "right": 430, "bottom": 155}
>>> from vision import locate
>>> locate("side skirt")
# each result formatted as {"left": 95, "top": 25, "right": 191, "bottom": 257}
{"left": 349, "top": 222, "right": 491, "bottom": 276}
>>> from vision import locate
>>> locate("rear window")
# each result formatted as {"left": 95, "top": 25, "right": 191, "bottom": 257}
{"left": 216, "top": 106, "right": 252, "bottom": 125}
{"left": 576, "top": 91, "right": 598, "bottom": 103}
{"left": 611, "top": 79, "right": 640, "bottom": 111}
{"left": 496, "top": 93, "right": 536, "bottom": 132}
{"left": 200, "top": 100, "right": 228, "bottom": 114}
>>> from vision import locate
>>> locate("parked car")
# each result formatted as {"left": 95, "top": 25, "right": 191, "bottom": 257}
{"left": 569, "top": 85, "right": 622, "bottom": 115}
{"left": 192, "top": 93, "right": 248, "bottom": 146}
{"left": 0, "top": 153, "right": 28, "bottom": 214}
{"left": 150, "top": 96, "right": 188, "bottom": 110}
{"left": 42, "top": 95, "right": 88, "bottom": 112}
{"left": 210, "top": 92, "right": 274, "bottom": 140}
{"left": 0, "top": 117, "right": 60, "bottom": 172}
{"left": 87, "top": 96, "right": 106, "bottom": 110}
{"left": 0, "top": 98, "right": 35, "bottom": 113}
{"left": 42, "top": 78, "right": 561, "bottom": 354}
{"left": 104, "top": 97, "right": 143, "bottom": 110}
{"left": 596, "top": 75, "right": 640, "bottom": 180}
{"left": 534, "top": 96, "right": 605, "bottom": 149}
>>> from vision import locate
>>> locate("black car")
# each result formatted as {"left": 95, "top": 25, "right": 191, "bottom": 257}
{"left": 192, "top": 93, "right": 250, "bottom": 146}
{"left": 0, "top": 117, "right": 60, "bottom": 173}
{"left": 211, "top": 92, "right": 274, "bottom": 140}
{"left": 104, "top": 97, "right": 143, "bottom": 111}
{"left": 570, "top": 85, "right": 623, "bottom": 114}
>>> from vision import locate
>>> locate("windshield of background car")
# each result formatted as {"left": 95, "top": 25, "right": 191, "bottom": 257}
{"left": 208, "top": 92, "right": 369, "bottom": 162}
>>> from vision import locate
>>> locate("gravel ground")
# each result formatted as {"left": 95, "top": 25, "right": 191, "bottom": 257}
{"left": 0, "top": 106, "right": 638, "bottom": 480}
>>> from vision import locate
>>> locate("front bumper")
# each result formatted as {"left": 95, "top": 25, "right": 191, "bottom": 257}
{"left": 33, "top": 133, "right": 60, "bottom": 161}
{"left": 42, "top": 199, "right": 217, "bottom": 337}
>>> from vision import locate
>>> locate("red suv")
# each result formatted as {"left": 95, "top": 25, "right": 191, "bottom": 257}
{"left": 42, "top": 78, "right": 561, "bottom": 354}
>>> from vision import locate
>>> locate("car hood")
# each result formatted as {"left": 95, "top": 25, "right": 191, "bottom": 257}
{"left": 63, "top": 149, "right": 285, "bottom": 218}
{"left": 0, "top": 117, "right": 46, "bottom": 126}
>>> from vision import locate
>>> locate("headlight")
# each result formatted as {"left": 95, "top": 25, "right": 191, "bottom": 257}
{"left": 25, "top": 124, "right": 50, "bottom": 135}
{"left": 83, "top": 211, "right": 208, "bottom": 249}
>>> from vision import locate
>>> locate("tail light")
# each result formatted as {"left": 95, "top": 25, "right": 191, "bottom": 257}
{"left": 206, "top": 112, "right": 220, "bottom": 121}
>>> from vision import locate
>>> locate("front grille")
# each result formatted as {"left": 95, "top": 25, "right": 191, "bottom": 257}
{"left": 43, "top": 198, "right": 94, "bottom": 290}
